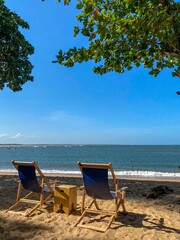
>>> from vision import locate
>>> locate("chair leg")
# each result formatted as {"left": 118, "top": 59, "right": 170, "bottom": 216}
{"left": 6, "top": 191, "right": 35, "bottom": 213}
{"left": 17, "top": 182, "right": 22, "bottom": 201}
{"left": 74, "top": 211, "right": 86, "bottom": 227}
{"left": 121, "top": 189, "right": 126, "bottom": 213}
{"left": 88, "top": 198, "right": 100, "bottom": 210}
{"left": 88, "top": 199, "right": 95, "bottom": 208}
{"left": 115, "top": 197, "right": 118, "bottom": 217}
{"left": 115, "top": 188, "right": 127, "bottom": 215}
{"left": 33, "top": 192, "right": 40, "bottom": 200}
{"left": 40, "top": 191, "right": 44, "bottom": 205}
{"left": 7, "top": 189, "right": 53, "bottom": 217}
{"left": 25, "top": 203, "right": 41, "bottom": 217}
{"left": 81, "top": 188, "right": 85, "bottom": 213}
{"left": 24, "top": 192, "right": 35, "bottom": 199}
{"left": 40, "top": 181, "right": 45, "bottom": 205}
{"left": 25, "top": 193, "right": 53, "bottom": 217}
{"left": 6, "top": 200, "right": 22, "bottom": 212}
{"left": 107, "top": 215, "right": 115, "bottom": 230}
{"left": 6, "top": 182, "right": 22, "bottom": 212}
{"left": 75, "top": 209, "right": 115, "bottom": 232}
{"left": 93, "top": 199, "right": 100, "bottom": 210}
{"left": 121, "top": 199, "right": 126, "bottom": 213}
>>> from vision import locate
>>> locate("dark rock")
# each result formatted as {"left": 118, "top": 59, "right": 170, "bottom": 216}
{"left": 146, "top": 185, "right": 173, "bottom": 199}
{"left": 0, "top": 226, "right": 4, "bottom": 233}
{"left": 175, "top": 199, "right": 180, "bottom": 204}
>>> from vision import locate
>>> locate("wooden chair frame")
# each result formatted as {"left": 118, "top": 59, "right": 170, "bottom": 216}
{"left": 75, "top": 161, "right": 127, "bottom": 232}
{"left": 6, "top": 160, "right": 56, "bottom": 217}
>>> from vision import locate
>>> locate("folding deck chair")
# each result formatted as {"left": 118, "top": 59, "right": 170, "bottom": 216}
{"left": 75, "top": 161, "right": 127, "bottom": 232}
{"left": 6, "top": 160, "right": 56, "bottom": 217}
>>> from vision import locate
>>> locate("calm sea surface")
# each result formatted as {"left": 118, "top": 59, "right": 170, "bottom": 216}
{"left": 0, "top": 145, "right": 180, "bottom": 179}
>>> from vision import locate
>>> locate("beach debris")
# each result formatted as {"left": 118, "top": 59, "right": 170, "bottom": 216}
{"left": 146, "top": 185, "right": 173, "bottom": 199}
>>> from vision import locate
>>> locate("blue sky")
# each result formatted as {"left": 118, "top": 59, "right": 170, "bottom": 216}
{"left": 1, "top": 0, "right": 180, "bottom": 145}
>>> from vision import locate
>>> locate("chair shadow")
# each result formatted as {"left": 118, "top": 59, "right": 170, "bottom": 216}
{"left": 112, "top": 211, "right": 180, "bottom": 234}
{"left": 73, "top": 207, "right": 180, "bottom": 235}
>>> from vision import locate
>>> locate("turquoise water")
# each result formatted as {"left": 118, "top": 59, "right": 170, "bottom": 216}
{"left": 0, "top": 145, "right": 180, "bottom": 179}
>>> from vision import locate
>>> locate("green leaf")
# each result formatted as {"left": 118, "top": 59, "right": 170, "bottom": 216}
{"left": 0, "top": 0, "right": 34, "bottom": 91}
{"left": 55, "top": 0, "right": 180, "bottom": 79}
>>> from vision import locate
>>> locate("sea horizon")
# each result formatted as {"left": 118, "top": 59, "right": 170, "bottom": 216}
{"left": 1, "top": 143, "right": 180, "bottom": 149}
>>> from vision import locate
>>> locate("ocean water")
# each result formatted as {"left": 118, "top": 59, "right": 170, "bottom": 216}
{"left": 0, "top": 145, "right": 180, "bottom": 179}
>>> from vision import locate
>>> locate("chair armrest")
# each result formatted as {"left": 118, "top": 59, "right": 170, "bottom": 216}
{"left": 43, "top": 181, "right": 57, "bottom": 193}
{"left": 117, "top": 187, "right": 128, "bottom": 193}
{"left": 116, "top": 187, "right": 128, "bottom": 198}
{"left": 47, "top": 181, "right": 57, "bottom": 185}
{"left": 120, "top": 187, "right": 128, "bottom": 201}
{"left": 79, "top": 185, "right": 84, "bottom": 190}
{"left": 120, "top": 187, "right": 128, "bottom": 192}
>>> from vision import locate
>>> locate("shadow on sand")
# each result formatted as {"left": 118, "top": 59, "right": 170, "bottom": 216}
{"left": 112, "top": 211, "right": 180, "bottom": 234}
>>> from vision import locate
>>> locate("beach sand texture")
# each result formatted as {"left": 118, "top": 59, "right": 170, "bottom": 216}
{"left": 0, "top": 175, "right": 179, "bottom": 240}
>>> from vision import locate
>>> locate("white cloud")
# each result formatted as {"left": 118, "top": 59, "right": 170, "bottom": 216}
{"left": 0, "top": 132, "right": 36, "bottom": 140}
{"left": 10, "top": 133, "right": 24, "bottom": 139}
{"left": 0, "top": 133, "right": 9, "bottom": 138}
{"left": 47, "top": 110, "right": 93, "bottom": 126}
{"left": 48, "top": 111, "right": 76, "bottom": 122}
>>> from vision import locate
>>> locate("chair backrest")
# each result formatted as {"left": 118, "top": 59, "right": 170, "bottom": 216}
{"left": 12, "top": 161, "right": 42, "bottom": 193}
{"left": 78, "top": 162, "right": 116, "bottom": 200}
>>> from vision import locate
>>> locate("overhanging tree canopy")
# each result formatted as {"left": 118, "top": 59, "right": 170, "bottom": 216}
{"left": 0, "top": 0, "right": 34, "bottom": 91}
{"left": 55, "top": 0, "right": 180, "bottom": 78}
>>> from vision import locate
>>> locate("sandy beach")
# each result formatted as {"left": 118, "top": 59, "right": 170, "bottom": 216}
{"left": 0, "top": 174, "right": 179, "bottom": 240}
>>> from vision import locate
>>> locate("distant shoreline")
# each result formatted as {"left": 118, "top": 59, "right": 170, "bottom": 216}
{"left": 1, "top": 143, "right": 180, "bottom": 146}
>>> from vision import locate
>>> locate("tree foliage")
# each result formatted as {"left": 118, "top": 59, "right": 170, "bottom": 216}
{"left": 55, "top": 0, "right": 180, "bottom": 78}
{"left": 0, "top": 0, "right": 34, "bottom": 91}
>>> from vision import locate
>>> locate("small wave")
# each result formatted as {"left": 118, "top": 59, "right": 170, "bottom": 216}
{"left": 114, "top": 170, "right": 180, "bottom": 178}
{"left": 42, "top": 170, "right": 80, "bottom": 175}
{"left": 0, "top": 169, "right": 179, "bottom": 179}
{"left": 0, "top": 169, "right": 16, "bottom": 173}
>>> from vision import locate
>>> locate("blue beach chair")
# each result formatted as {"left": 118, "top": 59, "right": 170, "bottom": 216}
{"left": 75, "top": 161, "right": 127, "bottom": 232}
{"left": 7, "top": 161, "right": 56, "bottom": 217}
